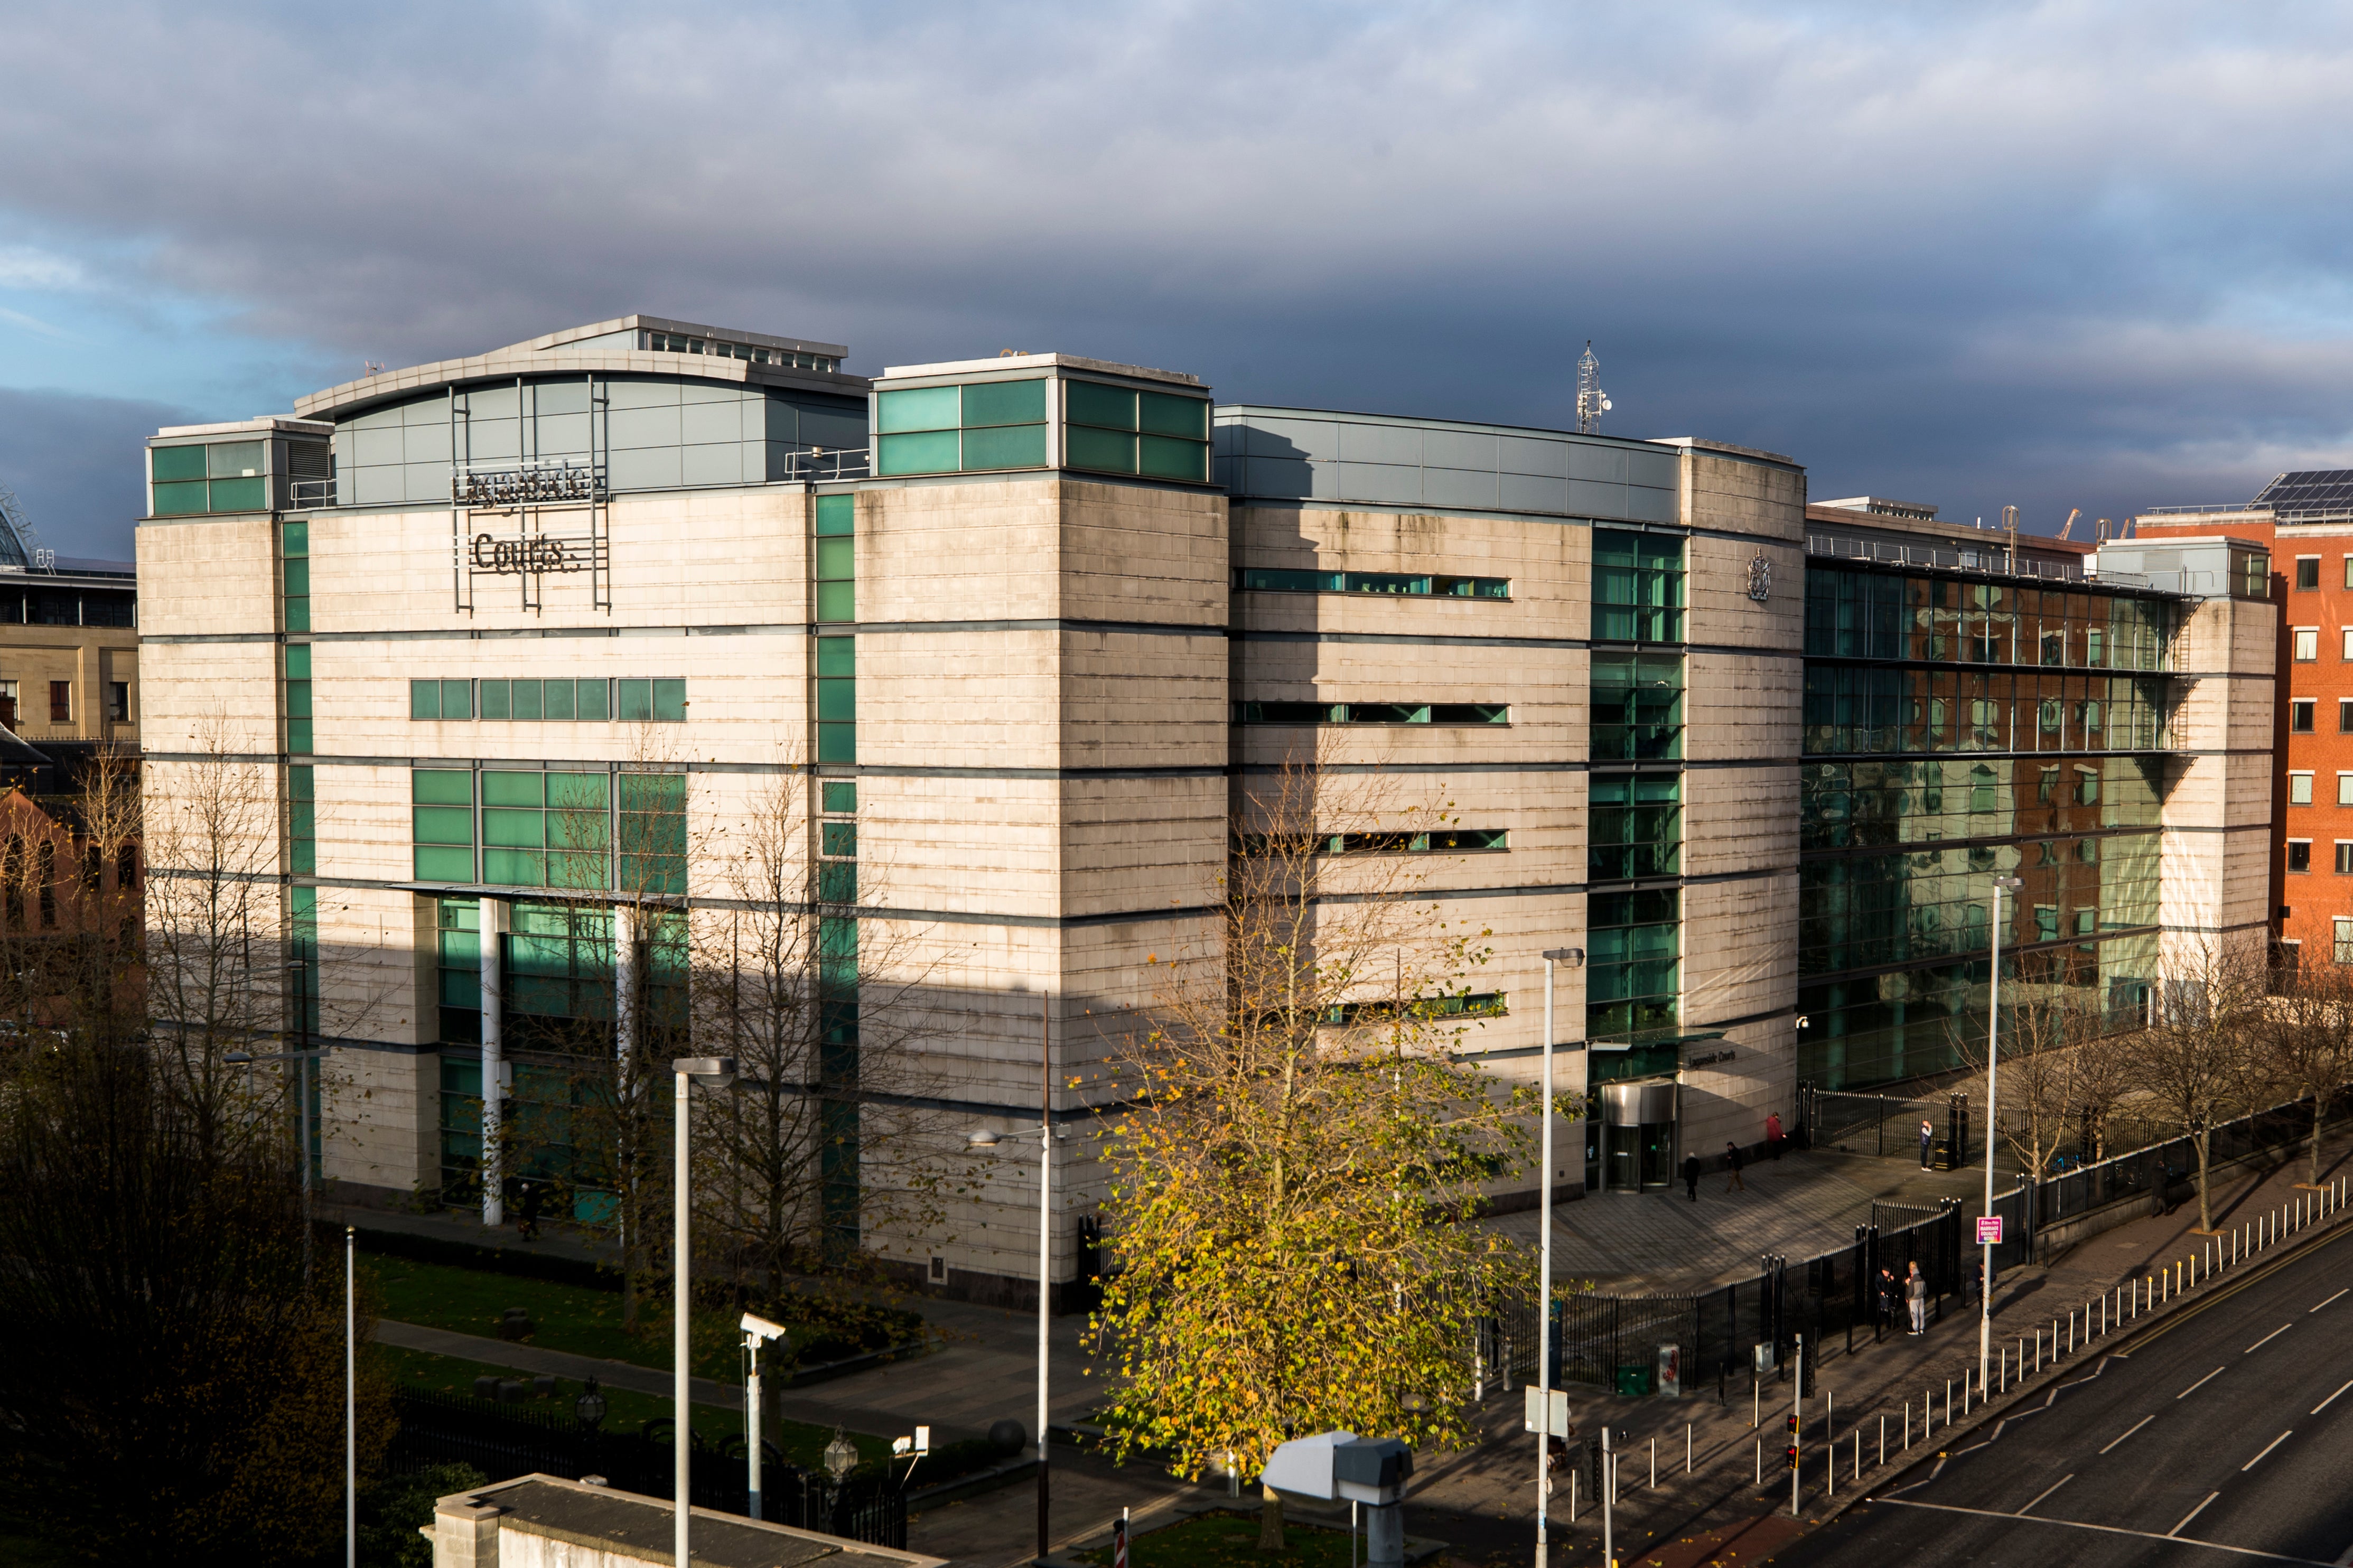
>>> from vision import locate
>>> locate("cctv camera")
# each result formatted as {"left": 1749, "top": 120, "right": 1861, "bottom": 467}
{"left": 740, "top": 1312, "right": 790, "bottom": 1342}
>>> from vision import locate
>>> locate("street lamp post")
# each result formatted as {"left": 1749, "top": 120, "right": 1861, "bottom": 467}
{"left": 670, "top": 1056, "right": 736, "bottom": 1568}
{"left": 740, "top": 1312, "right": 789, "bottom": 1519}
{"left": 966, "top": 992, "right": 1056, "bottom": 1565}
{"left": 1536, "top": 945, "right": 1582, "bottom": 1568}
{"left": 1979, "top": 875, "right": 2023, "bottom": 1398}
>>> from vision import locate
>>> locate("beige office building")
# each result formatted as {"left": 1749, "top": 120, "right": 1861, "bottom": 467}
{"left": 133, "top": 315, "right": 2264, "bottom": 1304}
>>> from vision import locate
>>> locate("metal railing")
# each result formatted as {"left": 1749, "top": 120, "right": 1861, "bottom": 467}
{"left": 780, "top": 446, "right": 872, "bottom": 482}
{"left": 1805, "top": 535, "right": 2096, "bottom": 583}
{"left": 288, "top": 477, "right": 336, "bottom": 509}
{"left": 2139, "top": 502, "right": 2271, "bottom": 517}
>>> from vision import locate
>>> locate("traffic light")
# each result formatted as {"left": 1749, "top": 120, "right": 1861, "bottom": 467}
{"left": 1786, "top": 1414, "right": 1800, "bottom": 1436}
{"left": 1785, "top": 1444, "right": 1800, "bottom": 1471}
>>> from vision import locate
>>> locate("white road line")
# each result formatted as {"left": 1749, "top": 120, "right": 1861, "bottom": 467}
{"left": 2099, "top": 1414, "right": 2155, "bottom": 1453}
{"left": 2314, "top": 1379, "right": 2353, "bottom": 1415}
{"left": 2249, "top": 1323, "right": 2294, "bottom": 1354}
{"left": 2313, "top": 1288, "right": 2348, "bottom": 1312}
{"left": 2181, "top": 1365, "right": 2227, "bottom": 1398}
{"left": 1878, "top": 1498, "right": 2337, "bottom": 1565}
{"left": 2172, "top": 1491, "right": 2221, "bottom": 1537}
{"left": 2019, "top": 1473, "right": 2075, "bottom": 1515}
{"left": 2244, "top": 1430, "right": 2294, "bottom": 1471}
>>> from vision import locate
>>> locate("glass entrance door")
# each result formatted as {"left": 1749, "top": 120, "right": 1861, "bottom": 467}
{"left": 1639, "top": 1122, "right": 1674, "bottom": 1189}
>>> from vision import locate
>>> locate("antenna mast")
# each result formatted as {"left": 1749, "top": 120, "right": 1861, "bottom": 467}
{"left": 1575, "top": 341, "right": 1611, "bottom": 434}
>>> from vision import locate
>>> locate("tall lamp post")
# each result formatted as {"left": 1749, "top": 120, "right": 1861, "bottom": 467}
{"left": 967, "top": 992, "right": 1055, "bottom": 1564}
{"left": 671, "top": 1056, "right": 736, "bottom": 1568}
{"left": 1536, "top": 945, "right": 1583, "bottom": 1568}
{"left": 1978, "top": 875, "right": 2023, "bottom": 1398}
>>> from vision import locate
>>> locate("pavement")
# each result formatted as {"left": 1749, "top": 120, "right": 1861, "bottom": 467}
{"left": 1483, "top": 1149, "right": 1985, "bottom": 1290}
{"left": 334, "top": 1138, "right": 2353, "bottom": 1567}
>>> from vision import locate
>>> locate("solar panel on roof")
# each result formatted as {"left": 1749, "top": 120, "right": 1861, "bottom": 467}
{"left": 2254, "top": 469, "right": 2353, "bottom": 521}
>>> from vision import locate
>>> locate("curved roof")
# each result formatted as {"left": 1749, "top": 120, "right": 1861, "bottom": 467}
{"left": 294, "top": 314, "right": 864, "bottom": 423}
{"left": 0, "top": 485, "right": 39, "bottom": 571}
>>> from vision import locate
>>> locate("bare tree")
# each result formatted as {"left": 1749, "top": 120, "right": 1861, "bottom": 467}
{"left": 1091, "top": 745, "right": 1530, "bottom": 1549}
{"left": 140, "top": 715, "right": 291, "bottom": 1166}
{"left": 686, "top": 763, "right": 950, "bottom": 1303}
{"left": 2261, "top": 960, "right": 2353, "bottom": 1189}
{"left": 2125, "top": 938, "right": 2272, "bottom": 1231}
{"left": 1958, "top": 990, "right": 2103, "bottom": 1183}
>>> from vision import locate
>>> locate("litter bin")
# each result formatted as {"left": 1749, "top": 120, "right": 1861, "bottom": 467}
{"left": 1614, "top": 1364, "right": 1655, "bottom": 1397}
{"left": 1934, "top": 1137, "right": 1960, "bottom": 1171}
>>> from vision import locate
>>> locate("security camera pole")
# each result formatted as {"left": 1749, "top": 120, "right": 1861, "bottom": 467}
{"left": 1979, "top": 875, "right": 2024, "bottom": 1398}
{"left": 741, "top": 1312, "right": 790, "bottom": 1519}
{"left": 673, "top": 1057, "right": 735, "bottom": 1568}
{"left": 1536, "top": 946, "right": 1582, "bottom": 1568}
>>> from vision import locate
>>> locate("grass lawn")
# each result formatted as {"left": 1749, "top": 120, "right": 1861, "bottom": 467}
{"left": 1077, "top": 1511, "right": 1356, "bottom": 1567}
{"left": 362, "top": 1250, "right": 745, "bottom": 1383}
{"left": 372, "top": 1343, "right": 895, "bottom": 1471}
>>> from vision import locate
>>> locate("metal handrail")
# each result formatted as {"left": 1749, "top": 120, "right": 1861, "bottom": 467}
{"left": 780, "top": 446, "right": 872, "bottom": 482}
{"left": 288, "top": 477, "right": 337, "bottom": 509}
{"left": 2139, "top": 502, "right": 2271, "bottom": 517}
{"left": 1805, "top": 535, "right": 2088, "bottom": 582}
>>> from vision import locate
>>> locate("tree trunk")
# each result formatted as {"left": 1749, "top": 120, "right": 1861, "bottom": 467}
{"left": 2195, "top": 1126, "right": 2213, "bottom": 1232}
{"left": 1258, "top": 1482, "right": 1285, "bottom": 1551}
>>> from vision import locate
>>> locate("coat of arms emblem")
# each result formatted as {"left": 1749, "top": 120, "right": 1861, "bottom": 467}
{"left": 1748, "top": 552, "right": 1773, "bottom": 602}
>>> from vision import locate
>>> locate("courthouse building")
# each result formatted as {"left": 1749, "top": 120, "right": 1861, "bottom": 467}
{"left": 133, "top": 315, "right": 2273, "bottom": 1302}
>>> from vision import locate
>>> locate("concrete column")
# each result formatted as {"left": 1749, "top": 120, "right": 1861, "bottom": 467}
{"left": 480, "top": 895, "right": 505, "bottom": 1228}
{"left": 615, "top": 902, "right": 637, "bottom": 1072}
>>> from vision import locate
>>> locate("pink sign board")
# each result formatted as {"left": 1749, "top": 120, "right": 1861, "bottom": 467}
{"left": 1976, "top": 1216, "right": 2003, "bottom": 1244}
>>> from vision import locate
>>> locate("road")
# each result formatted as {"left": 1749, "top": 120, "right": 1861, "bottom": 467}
{"left": 1772, "top": 1221, "right": 2353, "bottom": 1567}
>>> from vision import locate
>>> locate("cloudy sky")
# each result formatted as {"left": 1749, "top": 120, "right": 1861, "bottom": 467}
{"left": 2, "top": 0, "right": 2349, "bottom": 559}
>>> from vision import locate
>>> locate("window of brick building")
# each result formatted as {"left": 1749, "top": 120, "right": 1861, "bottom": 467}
{"left": 2293, "top": 699, "right": 2316, "bottom": 733}
{"left": 2297, "top": 557, "right": 2321, "bottom": 590}
{"left": 48, "top": 682, "right": 69, "bottom": 723}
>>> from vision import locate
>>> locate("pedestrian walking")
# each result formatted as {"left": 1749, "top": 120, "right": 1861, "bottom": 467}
{"left": 1906, "top": 1261, "right": 1928, "bottom": 1335}
{"left": 1682, "top": 1151, "right": 1701, "bottom": 1201}
{"left": 1723, "top": 1140, "right": 1745, "bottom": 1193}
{"left": 1876, "top": 1266, "right": 1898, "bottom": 1332}
{"left": 516, "top": 1177, "right": 544, "bottom": 1242}
{"left": 1918, "top": 1118, "right": 1935, "bottom": 1170}
{"left": 1766, "top": 1111, "right": 1785, "bottom": 1161}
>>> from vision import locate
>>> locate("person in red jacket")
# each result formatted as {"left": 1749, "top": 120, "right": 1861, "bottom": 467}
{"left": 1765, "top": 1111, "right": 1785, "bottom": 1161}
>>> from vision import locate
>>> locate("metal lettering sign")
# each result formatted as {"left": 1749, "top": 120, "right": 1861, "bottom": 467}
{"left": 1748, "top": 552, "right": 1773, "bottom": 602}
{"left": 471, "top": 532, "right": 592, "bottom": 575}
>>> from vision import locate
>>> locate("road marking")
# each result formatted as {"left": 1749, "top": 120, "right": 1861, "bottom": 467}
{"left": 2248, "top": 1323, "right": 2294, "bottom": 1353}
{"left": 2172, "top": 1491, "right": 2221, "bottom": 1537}
{"left": 1877, "top": 1498, "right": 2336, "bottom": 1564}
{"left": 2181, "top": 1366, "right": 2227, "bottom": 1398}
{"left": 2243, "top": 1431, "right": 2293, "bottom": 1471}
{"left": 2314, "top": 1379, "right": 2353, "bottom": 1415}
{"left": 2099, "top": 1414, "right": 2154, "bottom": 1453}
{"left": 2019, "top": 1473, "right": 2074, "bottom": 1515}
{"left": 2313, "top": 1288, "right": 2348, "bottom": 1312}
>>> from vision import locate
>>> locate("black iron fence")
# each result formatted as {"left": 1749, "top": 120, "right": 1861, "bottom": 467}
{"left": 1493, "top": 1200, "right": 1966, "bottom": 1397}
{"left": 387, "top": 1389, "right": 906, "bottom": 1548}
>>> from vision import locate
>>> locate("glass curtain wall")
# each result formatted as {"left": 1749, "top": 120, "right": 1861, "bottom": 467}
{"left": 1798, "top": 562, "right": 2177, "bottom": 1089}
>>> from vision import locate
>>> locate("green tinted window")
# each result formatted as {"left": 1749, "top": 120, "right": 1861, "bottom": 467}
{"left": 483, "top": 808, "right": 543, "bottom": 847}
{"left": 1067, "top": 426, "right": 1137, "bottom": 474}
{"left": 876, "top": 430, "right": 960, "bottom": 476}
{"left": 509, "top": 679, "right": 543, "bottom": 721}
{"left": 281, "top": 521, "right": 309, "bottom": 557}
{"left": 152, "top": 481, "right": 209, "bottom": 516}
{"left": 280, "top": 560, "right": 310, "bottom": 597}
{"left": 480, "top": 680, "right": 510, "bottom": 721}
{"left": 963, "top": 424, "right": 1048, "bottom": 470}
{"left": 209, "top": 477, "right": 267, "bottom": 512}
{"left": 815, "top": 537, "right": 855, "bottom": 580}
{"left": 208, "top": 441, "right": 264, "bottom": 478}
{"left": 617, "top": 679, "right": 650, "bottom": 722}
{"left": 962, "top": 378, "right": 1048, "bottom": 427}
{"left": 816, "top": 637, "right": 855, "bottom": 677}
{"left": 414, "top": 845, "right": 474, "bottom": 882}
{"left": 1066, "top": 381, "right": 1137, "bottom": 431}
{"left": 283, "top": 595, "right": 310, "bottom": 632}
{"left": 414, "top": 806, "right": 475, "bottom": 844}
{"left": 652, "top": 679, "right": 686, "bottom": 722}
{"left": 1138, "top": 435, "right": 1207, "bottom": 482}
{"left": 821, "top": 821, "right": 857, "bottom": 856}
{"left": 541, "top": 679, "right": 573, "bottom": 721}
{"left": 413, "top": 680, "right": 441, "bottom": 720}
{"left": 548, "top": 771, "right": 610, "bottom": 811}
{"left": 413, "top": 770, "right": 473, "bottom": 806}
{"left": 1138, "top": 391, "right": 1208, "bottom": 440}
{"left": 284, "top": 645, "right": 311, "bottom": 679}
{"left": 876, "top": 386, "right": 961, "bottom": 434}
{"left": 483, "top": 771, "right": 544, "bottom": 808}
{"left": 815, "top": 494, "right": 856, "bottom": 535}
{"left": 821, "top": 781, "right": 857, "bottom": 813}
{"left": 151, "top": 445, "right": 206, "bottom": 482}
{"left": 575, "top": 678, "right": 609, "bottom": 721}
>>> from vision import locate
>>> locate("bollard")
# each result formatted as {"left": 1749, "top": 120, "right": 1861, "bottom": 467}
{"left": 1753, "top": 1379, "right": 1759, "bottom": 1429}
{"left": 1687, "top": 1423, "right": 1692, "bottom": 1475}
{"left": 1945, "top": 1380, "right": 1952, "bottom": 1426}
{"left": 1903, "top": 1404, "right": 1910, "bottom": 1451}
{"left": 1570, "top": 1467, "right": 1576, "bottom": 1523}
{"left": 1879, "top": 1415, "right": 1885, "bottom": 1467}
{"left": 1755, "top": 1440, "right": 1760, "bottom": 1485}
{"left": 1650, "top": 1438, "right": 1655, "bottom": 1491}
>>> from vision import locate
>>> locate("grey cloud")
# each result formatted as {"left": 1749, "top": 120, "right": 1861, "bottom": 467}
{"left": 3, "top": 1, "right": 2353, "bottom": 533}
{"left": 0, "top": 386, "right": 188, "bottom": 560}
